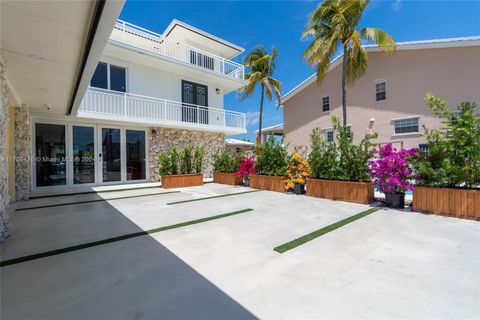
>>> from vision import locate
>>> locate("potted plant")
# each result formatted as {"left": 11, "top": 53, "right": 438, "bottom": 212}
{"left": 234, "top": 156, "right": 256, "bottom": 187}
{"left": 213, "top": 149, "right": 242, "bottom": 185}
{"left": 286, "top": 153, "right": 310, "bottom": 194}
{"left": 369, "top": 144, "right": 418, "bottom": 208}
{"left": 307, "top": 116, "right": 378, "bottom": 204}
{"left": 159, "top": 145, "right": 204, "bottom": 188}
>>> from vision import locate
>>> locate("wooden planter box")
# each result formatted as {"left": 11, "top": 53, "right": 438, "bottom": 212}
{"left": 306, "top": 178, "right": 374, "bottom": 204}
{"left": 213, "top": 172, "right": 243, "bottom": 186}
{"left": 413, "top": 186, "right": 480, "bottom": 220}
{"left": 250, "top": 175, "right": 286, "bottom": 193}
{"left": 161, "top": 173, "right": 203, "bottom": 189}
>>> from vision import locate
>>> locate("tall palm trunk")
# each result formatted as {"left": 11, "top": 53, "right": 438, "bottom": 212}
{"left": 341, "top": 45, "right": 347, "bottom": 126}
{"left": 256, "top": 84, "right": 265, "bottom": 147}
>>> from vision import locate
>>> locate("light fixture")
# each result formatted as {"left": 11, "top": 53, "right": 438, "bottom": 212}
{"left": 216, "top": 88, "right": 221, "bottom": 94}
{"left": 42, "top": 103, "right": 51, "bottom": 111}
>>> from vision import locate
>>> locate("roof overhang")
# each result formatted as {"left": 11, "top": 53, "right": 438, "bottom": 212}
{"left": 1, "top": 0, "right": 124, "bottom": 115}
{"left": 281, "top": 36, "right": 480, "bottom": 105}
{"left": 163, "top": 19, "right": 244, "bottom": 60}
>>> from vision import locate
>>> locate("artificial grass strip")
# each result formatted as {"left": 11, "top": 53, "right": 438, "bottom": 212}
{"left": 274, "top": 206, "right": 383, "bottom": 254}
{"left": 1, "top": 208, "right": 253, "bottom": 267}
{"left": 29, "top": 185, "right": 163, "bottom": 199}
{"left": 16, "top": 191, "right": 180, "bottom": 211}
{"left": 166, "top": 190, "right": 262, "bottom": 205}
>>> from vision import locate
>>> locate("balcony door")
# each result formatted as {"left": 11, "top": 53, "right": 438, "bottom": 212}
{"left": 181, "top": 80, "right": 208, "bottom": 124}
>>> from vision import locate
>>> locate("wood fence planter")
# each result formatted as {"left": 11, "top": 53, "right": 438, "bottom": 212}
{"left": 213, "top": 172, "right": 243, "bottom": 186}
{"left": 161, "top": 174, "right": 203, "bottom": 189}
{"left": 306, "top": 178, "right": 374, "bottom": 204}
{"left": 250, "top": 175, "right": 286, "bottom": 193}
{"left": 413, "top": 186, "right": 480, "bottom": 220}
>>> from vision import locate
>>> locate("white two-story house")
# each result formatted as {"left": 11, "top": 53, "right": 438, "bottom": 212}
{"left": 28, "top": 19, "right": 247, "bottom": 191}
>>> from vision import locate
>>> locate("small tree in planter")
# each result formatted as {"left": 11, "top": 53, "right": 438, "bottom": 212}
{"left": 159, "top": 145, "right": 204, "bottom": 188}
{"left": 286, "top": 153, "right": 310, "bottom": 194}
{"left": 193, "top": 146, "right": 204, "bottom": 174}
{"left": 234, "top": 156, "right": 256, "bottom": 186}
{"left": 213, "top": 149, "right": 242, "bottom": 185}
{"left": 369, "top": 144, "right": 418, "bottom": 208}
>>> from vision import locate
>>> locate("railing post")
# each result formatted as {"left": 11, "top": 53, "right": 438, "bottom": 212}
{"left": 163, "top": 99, "right": 167, "bottom": 120}
{"left": 124, "top": 92, "right": 127, "bottom": 118}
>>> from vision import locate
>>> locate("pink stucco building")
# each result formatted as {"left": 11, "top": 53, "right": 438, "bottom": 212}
{"left": 281, "top": 36, "right": 480, "bottom": 153}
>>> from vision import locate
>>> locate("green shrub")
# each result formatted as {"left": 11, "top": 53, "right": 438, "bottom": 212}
{"left": 256, "top": 136, "right": 289, "bottom": 176}
{"left": 308, "top": 116, "right": 377, "bottom": 182}
{"left": 180, "top": 145, "right": 193, "bottom": 174}
{"left": 213, "top": 148, "right": 238, "bottom": 173}
{"left": 159, "top": 152, "right": 173, "bottom": 176}
{"left": 170, "top": 147, "right": 179, "bottom": 175}
{"left": 412, "top": 93, "right": 480, "bottom": 188}
{"left": 193, "top": 146, "right": 204, "bottom": 174}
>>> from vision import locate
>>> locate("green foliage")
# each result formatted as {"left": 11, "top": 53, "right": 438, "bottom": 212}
{"left": 193, "top": 146, "right": 204, "bottom": 174}
{"left": 255, "top": 136, "right": 289, "bottom": 176}
{"left": 180, "top": 145, "right": 193, "bottom": 174}
{"left": 308, "top": 116, "right": 377, "bottom": 182}
{"left": 159, "top": 145, "right": 204, "bottom": 176}
{"left": 412, "top": 93, "right": 480, "bottom": 188}
{"left": 213, "top": 148, "right": 239, "bottom": 173}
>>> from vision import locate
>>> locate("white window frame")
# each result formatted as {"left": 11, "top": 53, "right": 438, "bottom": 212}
{"left": 374, "top": 79, "right": 387, "bottom": 102}
{"left": 325, "top": 128, "right": 334, "bottom": 142}
{"left": 393, "top": 116, "right": 420, "bottom": 135}
{"left": 322, "top": 95, "right": 330, "bottom": 112}
{"left": 91, "top": 61, "right": 129, "bottom": 93}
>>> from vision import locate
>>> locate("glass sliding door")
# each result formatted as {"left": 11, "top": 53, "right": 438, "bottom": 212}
{"left": 72, "top": 125, "right": 96, "bottom": 184}
{"left": 126, "top": 130, "right": 146, "bottom": 180}
{"left": 101, "top": 128, "right": 122, "bottom": 183}
{"left": 35, "top": 123, "right": 66, "bottom": 187}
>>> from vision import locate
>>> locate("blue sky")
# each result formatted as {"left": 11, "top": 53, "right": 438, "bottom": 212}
{"left": 119, "top": 0, "right": 480, "bottom": 142}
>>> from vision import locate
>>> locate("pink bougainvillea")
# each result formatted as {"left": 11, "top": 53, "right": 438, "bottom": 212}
{"left": 234, "top": 156, "right": 256, "bottom": 178}
{"left": 369, "top": 144, "right": 419, "bottom": 194}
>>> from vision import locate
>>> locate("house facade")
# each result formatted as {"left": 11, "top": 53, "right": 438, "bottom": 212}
{"left": 0, "top": 0, "right": 247, "bottom": 241}
{"left": 281, "top": 37, "right": 480, "bottom": 153}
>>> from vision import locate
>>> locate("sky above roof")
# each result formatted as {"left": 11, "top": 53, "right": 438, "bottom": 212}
{"left": 119, "top": 0, "right": 480, "bottom": 142}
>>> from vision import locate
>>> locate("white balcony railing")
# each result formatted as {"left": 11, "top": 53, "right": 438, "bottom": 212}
{"left": 78, "top": 88, "right": 246, "bottom": 132}
{"left": 111, "top": 20, "right": 245, "bottom": 80}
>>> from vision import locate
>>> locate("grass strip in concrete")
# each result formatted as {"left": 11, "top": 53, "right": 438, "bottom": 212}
{"left": 29, "top": 185, "right": 163, "bottom": 199}
{"left": 274, "top": 206, "right": 382, "bottom": 254}
{"left": 1, "top": 208, "right": 253, "bottom": 267}
{"left": 16, "top": 191, "right": 180, "bottom": 211}
{"left": 166, "top": 190, "right": 261, "bottom": 205}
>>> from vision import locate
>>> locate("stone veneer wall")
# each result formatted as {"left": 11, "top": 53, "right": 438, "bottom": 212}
{"left": 148, "top": 128, "right": 224, "bottom": 181}
{"left": 14, "top": 105, "right": 31, "bottom": 201}
{"left": 0, "top": 49, "right": 10, "bottom": 242}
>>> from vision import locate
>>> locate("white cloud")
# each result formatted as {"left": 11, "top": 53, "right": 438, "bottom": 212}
{"left": 392, "top": 0, "right": 402, "bottom": 11}
{"left": 246, "top": 111, "right": 260, "bottom": 126}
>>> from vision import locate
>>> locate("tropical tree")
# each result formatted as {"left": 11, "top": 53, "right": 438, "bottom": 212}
{"left": 303, "top": 0, "right": 396, "bottom": 125}
{"left": 238, "top": 46, "right": 282, "bottom": 148}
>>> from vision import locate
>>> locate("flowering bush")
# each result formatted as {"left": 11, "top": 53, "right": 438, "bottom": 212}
{"left": 285, "top": 153, "right": 310, "bottom": 191}
{"left": 234, "top": 156, "right": 256, "bottom": 179}
{"left": 369, "top": 144, "right": 418, "bottom": 194}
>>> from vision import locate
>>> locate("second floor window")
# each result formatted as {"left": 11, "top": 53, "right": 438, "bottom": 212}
{"left": 322, "top": 96, "right": 330, "bottom": 112}
{"left": 394, "top": 118, "right": 419, "bottom": 134}
{"left": 91, "top": 62, "right": 126, "bottom": 92}
{"left": 375, "top": 81, "right": 386, "bottom": 102}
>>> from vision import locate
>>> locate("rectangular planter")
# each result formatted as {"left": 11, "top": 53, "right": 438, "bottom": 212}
{"left": 161, "top": 173, "right": 203, "bottom": 189}
{"left": 213, "top": 172, "right": 243, "bottom": 186}
{"left": 250, "top": 175, "right": 286, "bottom": 193}
{"left": 413, "top": 186, "right": 480, "bottom": 220}
{"left": 306, "top": 178, "right": 374, "bottom": 204}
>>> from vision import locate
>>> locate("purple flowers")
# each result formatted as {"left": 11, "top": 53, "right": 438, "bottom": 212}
{"left": 369, "top": 144, "right": 419, "bottom": 194}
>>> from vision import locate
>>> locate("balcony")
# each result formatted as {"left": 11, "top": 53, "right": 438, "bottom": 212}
{"left": 110, "top": 20, "right": 245, "bottom": 81}
{"left": 77, "top": 88, "right": 246, "bottom": 134}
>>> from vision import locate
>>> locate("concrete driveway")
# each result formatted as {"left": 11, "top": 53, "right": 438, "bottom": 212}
{"left": 1, "top": 184, "right": 479, "bottom": 319}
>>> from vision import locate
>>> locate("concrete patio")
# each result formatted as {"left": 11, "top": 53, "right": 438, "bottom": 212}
{"left": 1, "top": 183, "right": 479, "bottom": 319}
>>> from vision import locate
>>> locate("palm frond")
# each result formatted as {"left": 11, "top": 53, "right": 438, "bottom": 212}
{"left": 360, "top": 27, "right": 396, "bottom": 54}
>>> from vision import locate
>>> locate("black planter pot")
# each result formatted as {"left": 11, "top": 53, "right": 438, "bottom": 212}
{"left": 385, "top": 193, "right": 405, "bottom": 209}
{"left": 243, "top": 176, "right": 250, "bottom": 187}
{"left": 293, "top": 183, "right": 305, "bottom": 195}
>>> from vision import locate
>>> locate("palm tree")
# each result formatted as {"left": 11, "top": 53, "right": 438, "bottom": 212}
{"left": 303, "top": 0, "right": 396, "bottom": 125}
{"left": 238, "top": 46, "right": 282, "bottom": 148}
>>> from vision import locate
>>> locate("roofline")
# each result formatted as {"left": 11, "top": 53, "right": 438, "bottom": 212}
{"left": 281, "top": 36, "right": 480, "bottom": 105}
{"left": 163, "top": 19, "right": 245, "bottom": 58}
{"left": 255, "top": 123, "right": 284, "bottom": 133}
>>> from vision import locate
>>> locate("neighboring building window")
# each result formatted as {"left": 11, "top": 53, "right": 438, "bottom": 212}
{"left": 419, "top": 144, "right": 429, "bottom": 152}
{"left": 375, "top": 81, "right": 386, "bottom": 101}
{"left": 322, "top": 96, "right": 330, "bottom": 112}
{"left": 235, "top": 147, "right": 241, "bottom": 154}
{"left": 394, "top": 118, "right": 419, "bottom": 134}
{"left": 91, "top": 62, "right": 126, "bottom": 92}
{"left": 326, "top": 129, "right": 334, "bottom": 142}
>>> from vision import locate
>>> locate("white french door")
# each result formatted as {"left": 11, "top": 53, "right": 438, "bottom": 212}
{"left": 98, "top": 126, "right": 124, "bottom": 184}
